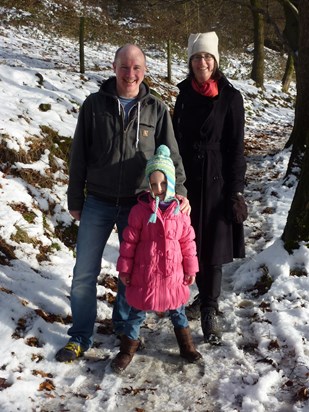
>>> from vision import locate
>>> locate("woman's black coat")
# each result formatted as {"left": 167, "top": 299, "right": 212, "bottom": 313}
{"left": 173, "top": 75, "right": 246, "bottom": 265}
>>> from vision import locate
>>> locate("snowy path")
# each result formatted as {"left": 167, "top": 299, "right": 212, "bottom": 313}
{"left": 40, "top": 123, "right": 294, "bottom": 412}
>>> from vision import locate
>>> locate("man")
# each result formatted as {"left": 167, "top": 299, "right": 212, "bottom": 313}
{"left": 56, "top": 44, "right": 189, "bottom": 362}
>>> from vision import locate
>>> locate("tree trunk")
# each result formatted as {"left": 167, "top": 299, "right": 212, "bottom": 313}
{"left": 285, "top": 0, "right": 309, "bottom": 171}
{"left": 282, "top": 52, "right": 294, "bottom": 93}
{"left": 79, "top": 17, "right": 85, "bottom": 74}
{"left": 250, "top": 0, "right": 264, "bottom": 88}
{"left": 282, "top": 145, "right": 309, "bottom": 252}
{"left": 280, "top": 0, "right": 299, "bottom": 62}
{"left": 282, "top": 0, "right": 309, "bottom": 251}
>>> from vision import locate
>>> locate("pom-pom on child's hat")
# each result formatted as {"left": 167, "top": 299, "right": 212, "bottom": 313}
{"left": 188, "top": 31, "right": 219, "bottom": 66}
{"left": 145, "top": 145, "right": 179, "bottom": 223}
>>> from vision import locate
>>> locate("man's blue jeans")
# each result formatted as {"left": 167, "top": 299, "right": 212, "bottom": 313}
{"left": 67, "top": 195, "right": 137, "bottom": 350}
{"left": 124, "top": 305, "right": 188, "bottom": 340}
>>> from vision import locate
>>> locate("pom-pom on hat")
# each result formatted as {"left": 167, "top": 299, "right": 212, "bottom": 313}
{"left": 188, "top": 31, "right": 219, "bottom": 66}
{"left": 145, "top": 145, "right": 179, "bottom": 223}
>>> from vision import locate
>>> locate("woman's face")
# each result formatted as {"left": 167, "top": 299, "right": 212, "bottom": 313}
{"left": 190, "top": 52, "right": 215, "bottom": 83}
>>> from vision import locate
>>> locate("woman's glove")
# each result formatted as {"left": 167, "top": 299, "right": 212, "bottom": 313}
{"left": 229, "top": 193, "right": 248, "bottom": 224}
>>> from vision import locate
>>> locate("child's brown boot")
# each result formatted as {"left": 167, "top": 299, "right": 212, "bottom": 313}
{"left": 111, "top": 334, "right": 140, "bottom": 373}
{"left": 174, "top": 326, "right": 202, "bottom": 363}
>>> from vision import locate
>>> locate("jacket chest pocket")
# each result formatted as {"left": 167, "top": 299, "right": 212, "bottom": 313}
{"left": 137, "top": 122, "right": 156, "bottom": 155}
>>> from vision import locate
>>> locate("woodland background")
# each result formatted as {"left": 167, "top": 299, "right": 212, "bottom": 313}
{"left": 1, "top": 0, "right": 308, "bottom": 271}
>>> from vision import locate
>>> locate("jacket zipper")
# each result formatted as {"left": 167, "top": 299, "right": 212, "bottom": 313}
{"left": 116, "top": 100, "right": 141, "bottom": 206}
{"left": 116, "top": 102, "right": 126, "bottom": 207}
{"left": 158, "top": 212, "right": 166, "bottom": 311}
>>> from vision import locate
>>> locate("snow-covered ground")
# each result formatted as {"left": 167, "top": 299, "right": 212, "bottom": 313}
{"left": 0, "top": 15, "right": 308, "bottom": 412}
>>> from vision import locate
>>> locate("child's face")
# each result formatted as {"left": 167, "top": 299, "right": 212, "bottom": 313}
{"left": 149, "top": 171, "right": 167, "bottom": 201}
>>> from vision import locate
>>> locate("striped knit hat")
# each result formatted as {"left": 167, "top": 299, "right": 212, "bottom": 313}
{"left": 145, "top": 145, "right": 179, "bottom": 223}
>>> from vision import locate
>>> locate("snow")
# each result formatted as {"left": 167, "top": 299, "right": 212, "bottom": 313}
{"left": 0, "top": 14, "right": 309, "bottom": 412}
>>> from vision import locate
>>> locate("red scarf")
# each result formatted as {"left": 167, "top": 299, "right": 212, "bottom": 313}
{"left": 192, "top": 78, "right": 218, "bottom": 97}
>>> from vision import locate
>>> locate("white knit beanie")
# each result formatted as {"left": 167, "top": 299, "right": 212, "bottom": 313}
{"left": 188, "top": 32, "right": 219, "bottom": 66}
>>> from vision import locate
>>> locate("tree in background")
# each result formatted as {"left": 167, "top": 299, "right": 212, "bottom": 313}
{"left": 279, "top": 0, "right": 298, "bottom": 92}
{"left": 280, "top": 0, "right": 299, "bottom": 60}
{"left": 283, "top": 0, "right": 306, "bottom": 172}
{"left": 282, "top": 0, "right": 309, "bottom": 251}
{"left": 250, "top": 0, "right": 265, "bottom": 87}
{"left": 281, "top": 52, "right": 294, "bottom": 92}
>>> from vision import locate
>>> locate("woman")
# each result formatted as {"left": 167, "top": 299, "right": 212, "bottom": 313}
{"left": 173, "top": 32, "right": 247, "bottom": 344}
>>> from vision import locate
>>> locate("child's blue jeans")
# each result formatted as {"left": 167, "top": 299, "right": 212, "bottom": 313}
{"left": 123, "top": 305, "right": 189, "bottom": 340}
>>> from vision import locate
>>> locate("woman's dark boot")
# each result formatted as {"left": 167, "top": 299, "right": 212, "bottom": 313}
{"left": 174, "top": 327, "right": 202, "bottom": 363}
{"left": 111, "top": 335, "right": 140, "bottom": 373}
{"left": 185, "top": 294, "right": 201, "bottom": 320}
{"left": 201, "top": 307, "right": 221, "bottom": 345}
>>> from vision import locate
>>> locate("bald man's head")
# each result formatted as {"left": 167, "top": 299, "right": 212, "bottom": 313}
{"left": 113, "top": 44, "right": 147, "bottom": 98}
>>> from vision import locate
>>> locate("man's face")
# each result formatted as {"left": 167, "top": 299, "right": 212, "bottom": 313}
{"left": 113, "top": 45, "right": 146, "bottom": 98}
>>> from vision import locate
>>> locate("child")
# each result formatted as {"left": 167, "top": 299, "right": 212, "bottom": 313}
{"left": 111, "top": 145, "right": 202, "bottom": 373}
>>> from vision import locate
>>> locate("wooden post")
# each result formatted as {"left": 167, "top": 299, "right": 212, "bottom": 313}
{"left": 79, "top": 17, "right": 85, "bottom": 74}
{"left": 167, "top": 39, "right": 172, "bottom": 83}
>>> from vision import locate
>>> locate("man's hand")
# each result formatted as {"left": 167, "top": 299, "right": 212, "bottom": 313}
{"left": 176, "top": 195, "right": 191, "bottom": 215}
{"left": 69, "top": 210, "right": 81, "bottom": 221}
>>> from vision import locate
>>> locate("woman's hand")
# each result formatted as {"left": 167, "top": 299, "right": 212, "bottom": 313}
{"left": 184, "top": 274, "right": 195, "bottom": 286}
{"left": 226, "top": 193, "right": 248, "bottom": 223}
{"left": 176, "top": 195, "right": 191, "bottom": 215}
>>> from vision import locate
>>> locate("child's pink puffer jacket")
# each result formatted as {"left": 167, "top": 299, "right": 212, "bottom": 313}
{"left": 116, "top": 193, "right": 199, "bottom": 312}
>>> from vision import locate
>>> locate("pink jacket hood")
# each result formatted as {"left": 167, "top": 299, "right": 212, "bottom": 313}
{"left": 117, "top": 192, "right": 199, "bottom": 312}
